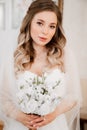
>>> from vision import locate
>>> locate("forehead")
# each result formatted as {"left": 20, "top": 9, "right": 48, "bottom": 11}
{"left": 32, "top": 11, "right": 57, "bottom": 23}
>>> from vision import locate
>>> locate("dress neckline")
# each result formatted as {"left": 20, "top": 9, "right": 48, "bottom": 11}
{"left": 24, "top": 68, "right": 63, "bottom": 78}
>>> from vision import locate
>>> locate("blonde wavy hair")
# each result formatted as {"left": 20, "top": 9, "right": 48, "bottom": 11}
{"left": 14, "top": 0, "right": 66, "bottom": 73}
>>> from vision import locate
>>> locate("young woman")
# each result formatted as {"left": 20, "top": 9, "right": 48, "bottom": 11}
{"left": 0, "top": 0, "right": 82, "bottom": 130}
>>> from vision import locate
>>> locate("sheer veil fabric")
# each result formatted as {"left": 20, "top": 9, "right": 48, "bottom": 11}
{"left": 64, "top": 45, "right": 82, "bottom": 130}
{"left": 0, "top": 37, "right": 82, "bottom": 130}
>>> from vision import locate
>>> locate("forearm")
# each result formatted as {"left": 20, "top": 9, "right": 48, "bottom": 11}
{"left": 1, "top": 100, "right": 19, "bottom": 119}
{"left": 0, "top": 91, "right": 20, "bottom": 119}
{"left": 27, "top": 99, "right": 77, "bottom": 129}
{"left": 54, "top": 98, "right": 77, "bottom": 117}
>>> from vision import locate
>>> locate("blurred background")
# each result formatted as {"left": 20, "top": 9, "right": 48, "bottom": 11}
{"left": 63, "top": 0, "right": 87, "bottom": 80}
{"left": 63, "top": 1, "right": 87, "bottom": 129}
{"left": 0, "top": 0, "right": 87, "bottom": 129}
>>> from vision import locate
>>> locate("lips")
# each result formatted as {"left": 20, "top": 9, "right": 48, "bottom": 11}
{"left": 39, "top": 37, "right": 47, "bottom": 42}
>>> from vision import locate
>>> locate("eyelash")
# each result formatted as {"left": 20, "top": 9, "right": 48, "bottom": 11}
{"left": 50, "top": 26, "right": 56, "bottom": 29}
{"left": 37, "top": 22, "right": 56, "bottom": 29}
{"left": 37, "top": 22, "right": 43, "bottom": 26}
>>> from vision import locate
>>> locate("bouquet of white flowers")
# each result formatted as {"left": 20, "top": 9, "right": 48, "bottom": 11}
{"left": 16, "top": 70, "right": 65, "bottom": 115}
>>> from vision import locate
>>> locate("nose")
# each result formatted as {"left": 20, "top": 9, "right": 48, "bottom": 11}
{"left": 42, "top": 26, "right": 49, "bottom": 35}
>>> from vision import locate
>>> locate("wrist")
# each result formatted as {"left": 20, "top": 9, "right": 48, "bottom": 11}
{"left": 15, "top": 111, "right": 24, "bottom": 122}
{"left": 52, "top": 109, "right": 58, "bottom": 119}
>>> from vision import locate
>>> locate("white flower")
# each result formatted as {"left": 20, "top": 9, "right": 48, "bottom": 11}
{"left": 16, "top": 70, "right": 65, "bottom": 115}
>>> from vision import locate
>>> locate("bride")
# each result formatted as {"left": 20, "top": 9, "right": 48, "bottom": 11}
{"left": 0, "top": 0, "right": 82, "bottom": 130}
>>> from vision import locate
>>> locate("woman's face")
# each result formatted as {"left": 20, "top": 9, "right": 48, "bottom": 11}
{"left": 30, "top": 11, "right": 57, "bottom": 47}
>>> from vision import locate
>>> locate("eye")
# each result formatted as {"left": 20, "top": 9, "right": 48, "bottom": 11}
{"left": 37, "top": 22, "right": 43, "bottom": 26}
{"left": 50, "top": 25, "right": 56, "bottom": 29}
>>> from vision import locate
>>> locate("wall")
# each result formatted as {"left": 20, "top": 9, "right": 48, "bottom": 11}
{"left": 63, "top": 0, "right": 87, "bottom": 79}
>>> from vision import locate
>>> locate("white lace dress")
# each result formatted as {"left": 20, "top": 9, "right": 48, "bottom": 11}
{"left": 3, "top": 69, "right": 69, "bottom": 130}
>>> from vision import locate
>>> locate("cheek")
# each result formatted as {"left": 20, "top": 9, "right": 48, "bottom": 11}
{"left": 30, "top": 26, "right": 39, "bottom": 38}
{"left": 49, "top": 30, "right": 56, "bottom": 39}
{"left": 30, "top": 28, "right": 36, "bottom": 39}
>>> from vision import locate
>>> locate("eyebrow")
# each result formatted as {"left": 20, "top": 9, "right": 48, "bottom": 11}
{"left": 37, "top": 19, "right": 57, "bottom": 25}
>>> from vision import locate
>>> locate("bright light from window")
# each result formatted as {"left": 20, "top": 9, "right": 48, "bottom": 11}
{"left": 0, "top": 3, "right": 5, "bottom": 30}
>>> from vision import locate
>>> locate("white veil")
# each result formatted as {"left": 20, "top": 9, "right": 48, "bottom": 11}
{"left": 0, "top": 30, "right": 19, "bottom": 121}
{"left": 64, "top": 44, "right": 82, "bottom": 130}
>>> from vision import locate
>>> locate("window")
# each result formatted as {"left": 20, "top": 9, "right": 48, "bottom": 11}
{"left": 0, "top": 2, "right": 5, "bottom": 30}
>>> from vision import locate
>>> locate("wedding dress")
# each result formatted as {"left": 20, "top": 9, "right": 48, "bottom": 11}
{"left": 3, "top": 69, "right": 69, "bottom": 130}
{"left": 0, "top": 44, "right": 82, "bottom": 130}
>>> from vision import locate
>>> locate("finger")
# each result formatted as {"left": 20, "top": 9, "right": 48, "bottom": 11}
{"left": 22, "top": 121, "right": 33, "bottom": 129}
{"left": 33, "top": 120, "right": 45, "bottom": 128}
{"left": 23, "top": 117, "right": 37, "bottom": 128}
{"left": 28, "top": 114, "right": 40, "bottom": 120}
{"left": 32, "top": 116, "right": 46, "bottom": 128}
{"left": 26, "top": 116, "right": 41, "bottom": 127}
{"left": 33, "top": 116, "right": 49, "bottom": 128}
{"left": 32, "top": 116, "right": 44, "bottom": 123}
{"left": 26, "top": 124, "right": 35, "bottom": 129}
{"left": 26, "top": 121, "right": 35, "bottom": 129}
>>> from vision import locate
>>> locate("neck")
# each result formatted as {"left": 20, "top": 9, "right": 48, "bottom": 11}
{"left": 33, "top": 43, "right": 47, "bottom": 56}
